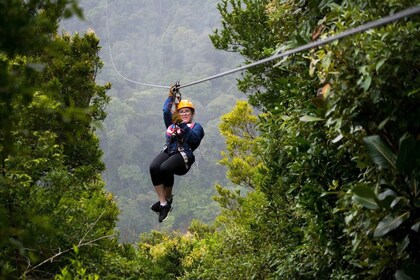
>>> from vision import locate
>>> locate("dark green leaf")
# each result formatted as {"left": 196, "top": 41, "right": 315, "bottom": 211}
{"left": 397, "top": 235, "right": 409, "bottom": 255}
{"left": 378, "top": 116, "right": 390, "bottom": 129}
{"left": 378, "top": 189, "right": 396, "bottom": 209}
{"left": 396, "top": 133, "right": 416, "bottom": 174}
{"left": 408, "top": 88, "right": 420, "bottom": 97}
{"left": 374, "top": 212, "right": 410, "bottom": 237}
{"left": 396, "top": 264, "right": 420, "bottom": 280}
{"left": 375, "top": 58, "right": 386, "bottom": 72}
{"left": 332, "top": 134, "right": 343, "bottom": 143}
{"left": 378, "top": 189, "right": 396, "bottom": 200}
{"left": 378, "top": 195, "right": 396, "bottom": 209}
{"left": 299, "top": 115, "right": 324, "bottom": 122}
{"left": 395, "top": 270, "right": 414, "bottom": 280}
{"left": 411, "top": 222, "right": 420, "bottom": 232}
{"left": 363, "top": 135, "right": 397, "bottom": 170}
{"left": 363, "top": 75, "right": 372, "bottom": 91}
{"left": 352, "top": 184, "right": 379, "bottom": 209}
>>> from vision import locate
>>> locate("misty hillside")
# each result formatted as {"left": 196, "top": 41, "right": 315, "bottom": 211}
{"left": 61, "top": 0, "right": 244, "bottom": 242}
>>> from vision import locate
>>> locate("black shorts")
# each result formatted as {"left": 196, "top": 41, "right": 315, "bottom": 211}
{"left": 149, "top": 152, "right": 192, "bottom": 187}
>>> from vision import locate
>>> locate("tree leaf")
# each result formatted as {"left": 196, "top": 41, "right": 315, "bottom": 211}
{"left": 397, "top": 133, "right": 417, "bottom": 174}
{"left": 374, "top": 212, "right": 410, "bottom": 237}
{"left": 375, "top": 58, "right": 386, "bottom": 72}
{"left": 378, "top": 116, "right": 390, "bottom": 129}
{"left": 397, "top": 235, "right": 409, "bottom": 255}
{"left": 363, "top": 75, "right": 372, "bottom": 91}
{"left": 363, "top": 135, "right": 397, "bottom": 170}
{"left": 395, "top": 270, "right": 414, "bottom": 280}
{"left": 378, "top": 189, "right": 396, "bottom": 200}
{"left": 352, "top": 184, "right": 379, "bottom": 209}
{"left": 332, "top": 134, "right": 343, "bottom": 143}
{"left": 395, "top": 264, "right": 420, "bottom": 280}
{"left": 299, "top": 115, "right": 324, "bottom": 122}
{"left": 415, "top": 198, "right": 420, "bottom": 208}
{"left": 411, "top": 221, "right": 420, "bottom": 232}
{"left": 378, "top": 195, "right": 396, "bottom": 209}
{"left": 408, "top": 87, "right": 420, "bottom": 97}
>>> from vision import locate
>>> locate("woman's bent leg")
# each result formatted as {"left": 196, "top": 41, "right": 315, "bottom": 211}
{"left": 149, "top": 152, "right": 170, "bottom": 186}
{"left": 154, "top": 184, "right": 167, "bottom": 204}
{"left": 150, "top": 153, "right": 172, "bottom": 211}
{"left": 159, "top": 153, "right": 189, "bottom": 187}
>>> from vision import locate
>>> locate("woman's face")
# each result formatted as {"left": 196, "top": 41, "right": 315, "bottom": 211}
{"left": 178, "top": 108, "right": 193, "bottom": 123}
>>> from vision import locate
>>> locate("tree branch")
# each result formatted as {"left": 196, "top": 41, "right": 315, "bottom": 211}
{"left": 20, "top": 233, "right": 115, "bottom": 279}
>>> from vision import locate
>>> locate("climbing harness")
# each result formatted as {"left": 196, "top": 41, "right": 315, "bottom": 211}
{"left": 177, "top": 123, "right": 196, "bottom": 170}
{"left": 164, "top": 122, "right": 196, "bottom": 170}
{"left": 179, "top": 148, "right": 189, "bottom": 170}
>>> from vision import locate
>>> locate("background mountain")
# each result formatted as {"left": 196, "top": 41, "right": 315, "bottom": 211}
{"left": 61, "top": 0, "right": 244, "bottom": 242}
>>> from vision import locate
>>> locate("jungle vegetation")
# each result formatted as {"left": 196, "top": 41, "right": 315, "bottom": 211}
{"left": 1, "top": 0, "right": 419, "bottom": 279}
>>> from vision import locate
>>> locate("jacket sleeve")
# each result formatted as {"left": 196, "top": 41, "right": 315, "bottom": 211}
{"left": 179, "top": 122, "right": 205, "bottom": 150}
{"left": 162, "top": 96, "right": 174, "bottom": 128}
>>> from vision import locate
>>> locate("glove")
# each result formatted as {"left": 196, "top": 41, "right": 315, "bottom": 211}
{"left": 168, "top": 86, "right": 174, "bottom": 97}
{"left": 172, "top": 111, "right": 183, "bottom": 124}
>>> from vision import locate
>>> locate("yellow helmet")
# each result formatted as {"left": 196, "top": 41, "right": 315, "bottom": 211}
{"left": 177, "top": 99, "right": 195, "bottom": 112}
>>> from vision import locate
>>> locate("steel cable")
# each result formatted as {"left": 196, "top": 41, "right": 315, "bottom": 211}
{"left": 180, "top": 6, "right": 420, "bottom": 89}
{"left": 105, "top": 2, "right": 419, "bottom": 90}
{"left": 105, "top": 0, "right": 170, "bottom": 89}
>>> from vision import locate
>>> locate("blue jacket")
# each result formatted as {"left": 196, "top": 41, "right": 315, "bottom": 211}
{"left": 162, "top": 97, "right": 204, "bottom": 160}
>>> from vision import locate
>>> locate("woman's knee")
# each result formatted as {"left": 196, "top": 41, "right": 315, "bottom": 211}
{"left": 159, "top": 163, "right": 172, "bottom": 174}
{"left": 150, "top": 153, "right": 168, "bottom": 174}
{"left": 149, "top": 162, "right": 160, "bottom": 174}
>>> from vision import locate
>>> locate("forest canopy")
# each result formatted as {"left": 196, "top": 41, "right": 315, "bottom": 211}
{"left": 1, "top": 0, "right": 419, "bottom": 279}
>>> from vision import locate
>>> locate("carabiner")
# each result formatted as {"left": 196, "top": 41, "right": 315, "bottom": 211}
{"left": 173, "top": 81, "right": 181, "bottom": 105}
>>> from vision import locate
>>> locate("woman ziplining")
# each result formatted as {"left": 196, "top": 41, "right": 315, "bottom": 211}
{"left": 143, "top": 6, "right": 419, "bottom": 223}
{"left": 106, "top": 4, "right": 419, "bottom": 223}
{"left": 149, "top": 83, "right": 205, "bottom": 222}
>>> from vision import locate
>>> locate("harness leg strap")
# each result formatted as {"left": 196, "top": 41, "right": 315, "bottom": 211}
{"left": 179, "top": 150, "right": 189, "bottom": 170}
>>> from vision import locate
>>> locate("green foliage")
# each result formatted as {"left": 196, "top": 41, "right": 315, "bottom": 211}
{"left": 211, "top": 0, "right": 324, "bottom": 110}
{"left": 309, "top": 2, "right": 420, "bottom": 278}
{"left": 55, "top": 247, "right": 100, "bottom": 280}
{"left": 0, "top": 0, "right": 82, "bottom": 57}
{"left": 3, "top": 0, "right": 417, "bottom": 279}
{"left": 218, "top": 100, "right": 265, "bottom": 188}
{"left": 135, "top": 230, "right": 199, "bottom": 279}
{"left": 176, "top": 0, "right": 420, "bottom": 279}
{"left": 0, "top": 1, "right": 121, "bottom": 279}
{"left": 0, "top": 0, "right": 82, "bottom": 156}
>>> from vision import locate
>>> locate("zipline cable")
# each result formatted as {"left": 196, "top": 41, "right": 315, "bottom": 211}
{"left": 105, "top": 2, "right": 419, "bottom": 90}
{"left": 105, "top": 0, "right": 170, "bottom": 89}
{"left": 179, "top": 6, "right": 420, "bottom": 89}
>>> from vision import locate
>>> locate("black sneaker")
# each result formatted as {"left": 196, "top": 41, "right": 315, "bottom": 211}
{"left": 150, "top": 201, "right": 160, "bottom": 213}
{"left": 150, "top": 196, "right": 173, "bottom": 213}
{"left": 158, "top": 204, "right": 172, "bottom": 223}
